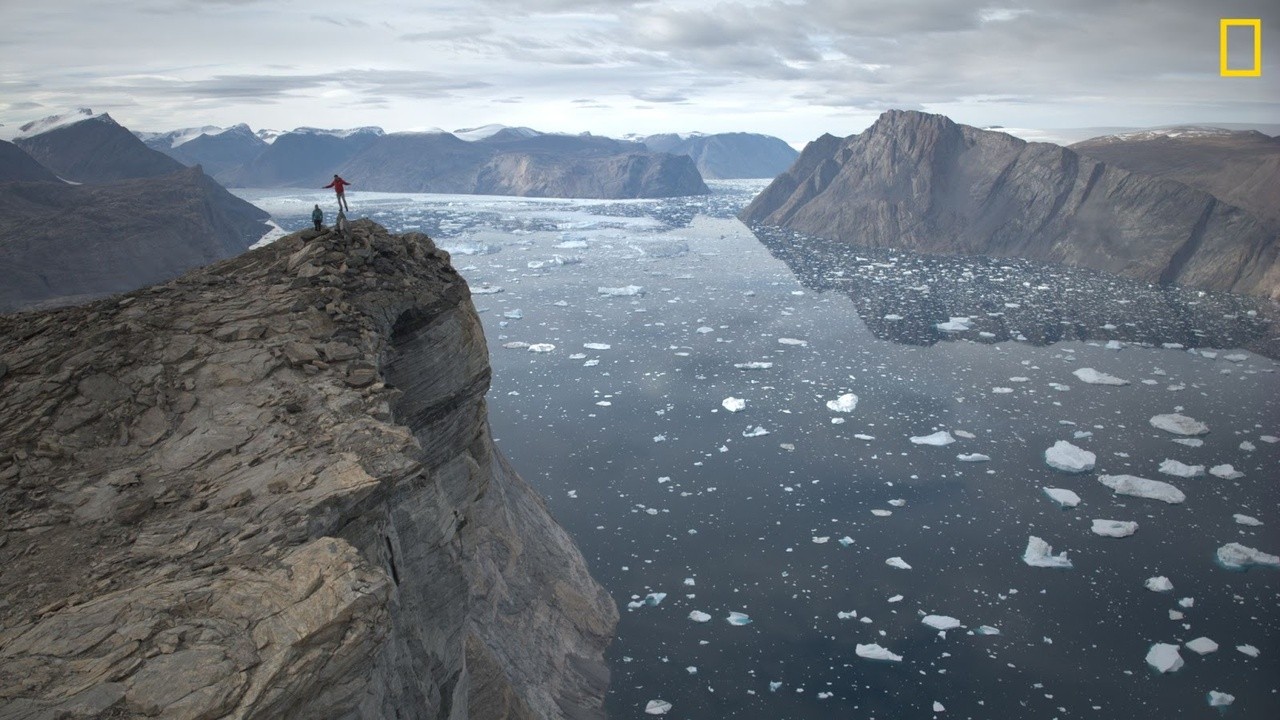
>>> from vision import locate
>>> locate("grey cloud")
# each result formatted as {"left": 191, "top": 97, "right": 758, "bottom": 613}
{"left": 313, "top": 15, "right": 370, "bottom": 28}
{"left": 631, "top": 89, "right": 689, "bottom": 103}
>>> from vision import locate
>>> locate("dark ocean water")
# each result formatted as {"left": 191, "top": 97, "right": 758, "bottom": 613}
{"left": 237, "top": 185, "right": 1279, "bottom": 719}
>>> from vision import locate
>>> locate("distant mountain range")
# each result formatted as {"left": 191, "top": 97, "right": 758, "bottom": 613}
{"left": 128, "top": 122, "right": 797, "bottom": 196}
{"left": 742, "top": 110, "right": 1279, "bottom": 300}
{"left": 1, "top": 111, "right": 270, "bottom": 311}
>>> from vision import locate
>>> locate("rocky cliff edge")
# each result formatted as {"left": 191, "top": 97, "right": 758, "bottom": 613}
{"left": 0, "top": 220, "right": 617, "bottom": 719}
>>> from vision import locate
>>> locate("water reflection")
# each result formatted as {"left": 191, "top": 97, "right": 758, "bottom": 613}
{"left": 749, "top": 225, "right": 1277, "bottom": 357}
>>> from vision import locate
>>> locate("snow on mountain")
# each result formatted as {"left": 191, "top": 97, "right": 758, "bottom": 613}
{"left": 1085, "top": 126, "right": 1238, "bottom": 144}
{"left": 289, "top": 126, "right": 385, "bottom": 139}
{"left": 135, "top": 125, "right": 226, "bottom": 148}
{"left": 14, "top": 108, "right": 116, "bottom": 140}
{"left": 256, "top": 129, "right": 285, "bottom": 144}
{"left": 453, "top": 124, "right": 541, "bottom": 142}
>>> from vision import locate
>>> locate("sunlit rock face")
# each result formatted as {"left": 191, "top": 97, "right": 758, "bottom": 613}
{"left": 0, "top": 220, "right": 616, "bottom": 719}
{"left": 741, "top": 110, "right": 1280, "bottom": 300}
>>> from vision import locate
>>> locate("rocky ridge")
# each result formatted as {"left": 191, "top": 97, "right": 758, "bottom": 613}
{"left": 0, "top": 221, "right": 617, "bottom": 718}
{"left": 741, "top": 110, "right": 1280, "bottom": 300}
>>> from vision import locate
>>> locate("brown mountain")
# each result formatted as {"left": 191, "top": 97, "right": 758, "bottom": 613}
{"left": 741, "top": 110, "right": 1280, "bottom": 300}
{"left": 1071, "top": 128, "right": 1280, "bottom": 229}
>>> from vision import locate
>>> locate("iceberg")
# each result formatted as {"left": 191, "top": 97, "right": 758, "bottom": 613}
{"left": 1072, "top": 368, "right": 1129, "bottom": 385}
{"left": 1043, "top": 487, "right": 1081, "bottom": 508}
{"left": 933, "top": 701, "right": 945, "bottom": 713}
{"left": 1144, "top": 576, "right": 1173, "bottom": 592}
{"left": 855, "top": 643, "right": 903, "bottom": 662}
{"left": 1145, "top": 643, "right": 1184, "bottom": 673}
{"left": 911, "top": 431, "right": 955, "bottom": 446}
{"left": 502, "top": 309, "right": 523, "bottom": 319}
{"left": 1209, "top": 464, "right": 1243, "bottom": 479}
{"left": 1237, "top": 644, "right": 1259, "bottom": 658}
{"left": 742, "top": 426, "right": 770, "bottom": 438}
{"left": 598, "top": 285, "right": 645, "bottom": 296}
{"left": 502, "top": 341, "right": 530, "bottom": 349}
{"left": 936, "top": 317, "right": 973, "bottom": 332}
{"left": 583, "top": 342, "right": 612, "bottom": 350}
{"left": 956, "top": 453, "right": 990, "bottom": 462}
{"left": 471, "top": 285, "right": 504, "bottom": 294}
{"left": 885, "top": 557, "right": 912, "bottom": 570}
{"left": 922, "top": 615, "right": 961, "bottom": 630}
{"left": 837, "top": 536, "right": 854, "bottom": 547}
{"left": 1233, "top": 514, "right": 1262, "bottom": 527}
{"left": 1149, "top": 413, "right": 1209, "bottom": 436}
{"left": 1098, "top": 474, "right": 1185, "bottom": 504}
{"left": 1207, "top": 691, "right": 1234, "bottom": 708}
{"left": 825, "top": 393, "right": 859, "bottom": 413}
{"left": 644, "top": 592, "right": 667, "bottom": 606}
{"left": 1216, "top": 542, "right": 1280, "bottom": 570}
{"left": 726, "top": 612, "right": 753, "bottom": 626}
{"left": 721, "top": 397, "right": 746, "bottom": 412}
{"left": 1045, "top": 441, "right": 1095, "bottom": 473}
{"left": 1158, "top": 459, "right": 1204, "bottom": 478}
{"left": 688, "top": 610, "right": 711, "bottom": 623}
{"left": 734, "top": 361, "right": 773, "bottom": 370}
{"left": 1090, "top": 519, "right": 1138, "bottom": 538}
{"left": 1185, "top": 637, "right": 1218, "bottom": 655}
{"left": 644, "top": 699, "right": 672, "bottom": 715}
{"left": 1023, "top": 536, "right": 1072, "bottom": 569}
{"left": 777, "top": 337, "right": 808, "bottom": 346}
{"left": 974, "top": 625, "right": 1001, "bottom": 635}
{"left": 527, "top": 343, "right": 555, "bottom": 353}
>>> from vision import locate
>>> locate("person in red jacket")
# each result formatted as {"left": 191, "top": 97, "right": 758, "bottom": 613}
{"left": 324, "top": 174, "right": 352, "bottom": 212}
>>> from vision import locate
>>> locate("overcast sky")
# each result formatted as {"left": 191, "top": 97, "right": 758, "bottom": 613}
{"left": 1, "top": 0, "right": 1276, "bottom": 145}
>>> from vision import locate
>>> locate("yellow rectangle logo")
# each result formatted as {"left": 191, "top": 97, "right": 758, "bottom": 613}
{"left": 1220, "top": 18, "right": 1262, "bottom": 77}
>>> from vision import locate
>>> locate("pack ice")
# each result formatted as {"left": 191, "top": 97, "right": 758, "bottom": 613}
{"left": 1045, "top": 441, "right": 1095, "bottom": 473}
{"left": 1072, "top": 368, "right": 1129, "bottom": 385}
{"left": 1090, "top": 519, "right": 1138, "bottom": 538}
{"left": 1098, "top": 475, "right": 1185, "bottom": 504}
{"left": 1149, "top": 413, "right": 1209, "bottom": 436}
{"left": 825, "top": 393, "right": 859, "bottom": 413}
{"left": 1145, "top": 643, "right": 1184, "bottom": 673}
{"left": 1216, "top": 543, "right": 1280, "bottom": 570}
{"left": 1023, "top": 536, "right": 1072, "bottom": 568}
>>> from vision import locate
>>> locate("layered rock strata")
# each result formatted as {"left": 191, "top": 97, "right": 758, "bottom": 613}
{"left": 741, "top": 110, "right": 1280, "bottom": 300}
{"left": 0, "top": 220, "right": 617, "bottom": 719}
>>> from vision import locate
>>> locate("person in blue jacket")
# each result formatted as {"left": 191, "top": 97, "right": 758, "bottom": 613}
{"left": 311, "top": 204, "right": 323, "bottom": 231}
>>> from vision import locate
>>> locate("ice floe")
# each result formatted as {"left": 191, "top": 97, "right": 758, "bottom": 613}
{"left": 1090, "top": 519, "right": 1138, "bottom": 538}
{"left": 721, "top": 397, "right": 746, "bottom": 412}
{"left": 911, "top": 431, "right": 955, "bottom": 446}
{"left": 1045, "top": 441, "right": 1095, "bottom": 473}
{"left": 1209, "top": 464, "right": 1243, "bottom": 479}
{"left": 1144, "top": 576, "right": 1173, "bottom": 592}
{"left": 1158, "top": 459, "right": 1204, "bottom": 478}
{"left": 644, "top": 699, "right": 672, "bottom": 715}
{"left": 956, "top": 453, "right": 990, "bottom": 462}
{"left": 742, "top": 426, "right": 770, "bottom": 438}
{"left": 734, "top": 361, "right": 773, "bottom": 370}
{"left": 975, "top": 626, "right": 1000, "bottom": 636}
{"left": 1043, "top": 488, "right": 1081, "bottom": 508}
{"left": 1023, "top": 536, "right": 1072, "bottom": 568}
{"left": 1237, "top": 644, "right": 1260, "bottom": 658}
{"left": 1098, "top": 474, "right": 1185, "bottom": 504}
{"left": 855, "top": 644, "right": 903, "bottom": 662}
{"left": 825, "top": 393, "right": 859, "bottom": 413}
{"left": 527, "top": 343, "right": 555, "bottom": 353}
{"left": 777, "top": 337, "right": 809, "bottom": 347}
{"left": 688, "top": 611, "right": 711, "bottom": 623}
{"left": 1185, "top": 637, "right": 1218, "bottom": 655}
{"left": 1207, "top": 691, "right": 1234, "bottom": 708}
{"left": 598, "top": 285, "right": 644, "bottom": 296}
{"left": 936, "top": 317, "right": 973, "bottom": 332}
{"left": 885, "top": 557, "right": 912, "bottom": 570}
{"left": 1073, "top": 368, "right": 1129, "bottom": 385}
{"left": 922, "top": 615, "right": 961, "bottom": 630}
{"left": 1216, "top": 543, "right": 1280, "bottom": 570}
{"left": 583, "top": 342, "right": 612, "bottom": 350}
{"left": 1149, "top": 413, "right": 1209, "bottom": 436}
{"left": 726, "top": 612, "right": 753, "bottom": 626}
{"left": 1145, "top": 643, "right": 1184, "bottom": 673}
{"left": 1233, "top": 514, "right": 1262, "bottom": 527}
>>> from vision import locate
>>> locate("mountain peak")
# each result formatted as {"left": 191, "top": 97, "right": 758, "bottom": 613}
{"left": 16, "top": 109, "right": 117, "bottom": 139}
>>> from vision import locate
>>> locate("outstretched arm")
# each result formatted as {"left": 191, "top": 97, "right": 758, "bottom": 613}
{"left": 323, "top": 180, "right": 335, "bottom": 189}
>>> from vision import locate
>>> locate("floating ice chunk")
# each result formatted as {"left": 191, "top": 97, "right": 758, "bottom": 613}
{"left": 1169, "top": 610, "right": 1184, "bottom": 620}
{"left": 831, "top": 418, "right": 845, "bottom": 425}
{"left": 1237, "top": 644, "right": 1259, "bottom": 658}
{"left": 837, "top": 536, "right": 854, "bottom": 547}
{"left": 1185, "top": 637, "right": 1218, "bottom": 655}
{"left": 569, "top": 353, "right": 587, "bottom": 360}
{"left": 1178, "top": 597, "right": 1194, "bottom": 608}
{"left": 992, "top": 387, "right": 1014, "bottom": 395}
{"left": 1073, "top": 368, "right": 1129, "bottom": 385}
{"left": 734, "top": 361, "right": 773, "bottom": 370}
{"left": 812, "top": 536, "right": 830, "bottom": 544}
{"left": 1105, "top": 340, "right": 1123, "bottom": 350}
{"left": 1234, "top": 514, "right": 1263, "bottom": 527}
{"left": 1158, "top": 459, "right": 1204, "bottom": 478}
{"left": 1216, "top": 543, "right": 1280, "bottom": 570}
{"left": 1210, "top": 464, "right": 1243, "bottom": 479}
{"left": 936, "top": 317, "right": 973, "bottom": 332}
{"left": 583, "top": 359, "right": 599, "bottom": 367}
{"left": 888, "top": 595, "right": 903, "bottom": 603}
{"left": 1149, "top": 413, "right": 1209, "bottom": 436}
{"left": 1262, "top": 435, "right": 1279, "bottom": 443}
{"left": 825, "top": 393, "right": 859, "bottom": 413}
{"left": 554, "top": 239, "right": 589, "bottom": 249}
{"left": 1223, "top": 353, "right": 1248, "bottom": 362}
{"left": 1145, "top": 576, "right": 1173, "bottom": 592}
{"left": 695, "top": 326, "right": 713, "bottom": 334}
{"left": 922, "top": 615, "right": 961, "bottom": 630}
{"left": 1146, "top": 643, "right": 1184, "bottom": 673}
{"left": 1098, "top": 474, "right": 1185, "bottom": 504}
{"left": 975, "top": 625, "right": 1001, "bottom": 635}
{"left": 953, "top": 430, "right": 976, "bottom": 439}
{"left": 688, "top": 611, "right": 711, "bottom": 623}
{"left": 652, "top": 435, "right": 665, "bottom": 443}
{"left": 1091, "top": 519, "right": 1138, "bottom": 538}
{"left": 871, "top": 509, "right": 892, "bottom": 517}
{"left": 583, "top": 343, "right": 611, "bottom": 350}
{"left": 683, "top": 577, "right": 695, "bottom": 586}
{"left": 1172, "top": 438, "right": 1203, "bottom": 447}
{"left": 911, "top": 431, "right": 955, "bottom": 446}
{"left": 933, "top": 701, "right": 945, "bottom": 712}
{"left": 777, "top": 337, "right": 808, "bottom": 346}
{"left": 1043, "top": 488, "right": 1081, "bottom": 508}
{"left": 855, "top": 434, "right": 875, "bottom": 441}
{"left": 1240, "top": 441, "right": 1256, "bottom": 451}
{"left": 644, "top": 699, "right": 672, "bottom": 715}
{"left": 644, "top": 593, "right": 667, "bottom": 606}
{"left": 769, "top": 681, "right": 782, "bottom": 692}
{"left": 888, "top": 498, "right": 906, "bottom": 507}
{"left": 837, "top": 611, "right": 857, "bottom": 620}
{"left": 742, "top": 426, "right": 770, "bottom": 438}
{"left": 855, "top": 644, "right": 903, "bottom": 662}
{"left": 502, "top": 341, "right": 530, "bottom": 349}
{"left": 1023, "top": 536, "right": 1072, "bottom": 568}
{"left": 502, "top": 309, "right": 523, "bottom": 319}
{"left": 722, "top": 397, "right": 746, "bottom": 412}
{"left": 726, "top": 612, "right": 752, "bottom": 626}
{"left": 1048, "top": 383, "right": 1071, "bottom": 391}
{"left": 471, "top": 285, "right": 504, "bottom": 294}
{"left": 885, "top": 557, "right": 912, "bottom": 570}
{"left": 883, "top": 314, "right": 903, "bottom": 320}
{"left": 685, "top": 666, "right": 697, "bottom": 675}
{"left": 1207, "top": 691, "right": 1235, "bottom": 708}
{"left": 1045, "top": 441, "right": 1095, "bottom": 473}
{"left": 528, "top": 343, "right": 556, "bottom": 353}
{"left": 957, "top": 453, "right": 990, "bottom": 462}
{"left": 598, "top": 285, "right": 644, "bottom": 296}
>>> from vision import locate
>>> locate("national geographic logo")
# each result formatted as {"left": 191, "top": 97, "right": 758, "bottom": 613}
{"left": 1220, "top": 18, "right": 1262, "bottom": 77}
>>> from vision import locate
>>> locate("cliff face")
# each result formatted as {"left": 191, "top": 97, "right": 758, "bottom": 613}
{"left": 225, "top": 128, "right": 384, "bottom": 188}
{"left": 0, "top": 166, "right": 270, "bottom": 312}
{"left": 641, "top": 132, "right": 799, "bottom": 179}
{"left": 0, "top": 221, "right": 617, "bottom": 719}
{"left": 0, "top": 141, "right": 59, "bottom": 183}
{"left": 741, "top": 110, "right": 1280, "bottom": 300}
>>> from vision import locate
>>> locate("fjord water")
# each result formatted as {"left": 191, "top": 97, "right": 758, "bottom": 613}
{"left": 237, "top": 184, "right": 1279, "bottom": 718}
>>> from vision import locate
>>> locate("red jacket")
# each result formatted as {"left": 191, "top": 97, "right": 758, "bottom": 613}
{"left": 324, "top": 176, "right": 351, "bottom": 192}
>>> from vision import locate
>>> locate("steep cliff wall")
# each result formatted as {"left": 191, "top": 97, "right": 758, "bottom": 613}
{"left": 0, "top": 221, "right": 617, "bottom": 719}
{"left": 741, "top": 110, "right": 1280, "bottom": 300}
